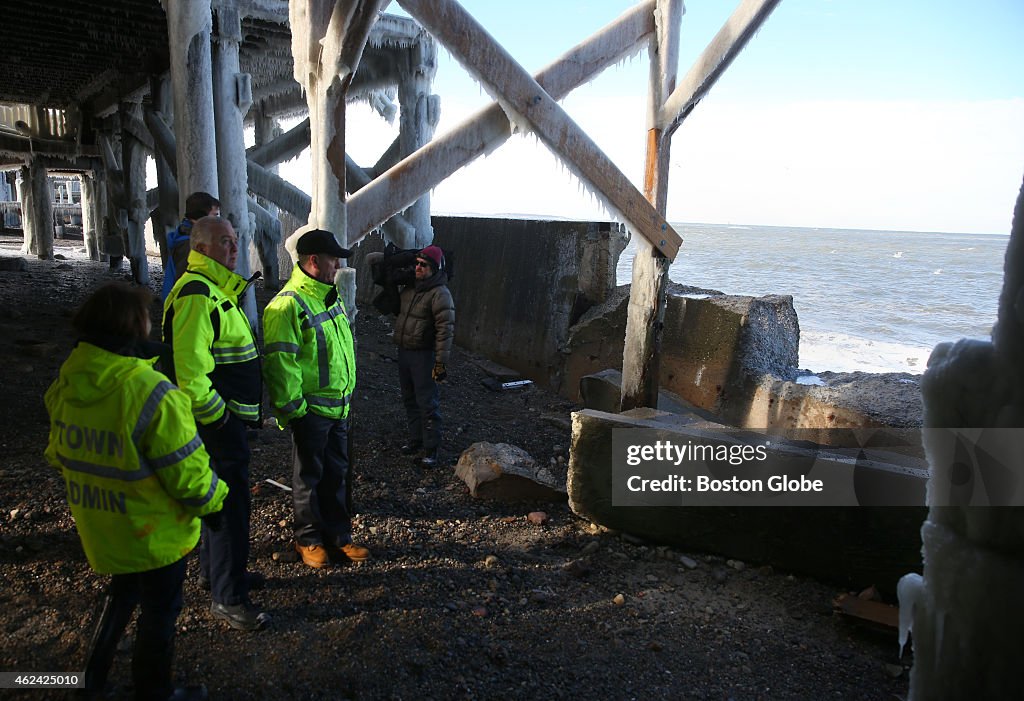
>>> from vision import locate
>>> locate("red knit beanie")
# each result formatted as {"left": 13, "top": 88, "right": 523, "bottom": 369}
{"left": 418, "top": 245, "right": 443, "bottom": 270}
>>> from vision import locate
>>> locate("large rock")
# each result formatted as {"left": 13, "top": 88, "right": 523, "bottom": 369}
{"left": 455, "top": 442, "right": 566, "bottom": 502}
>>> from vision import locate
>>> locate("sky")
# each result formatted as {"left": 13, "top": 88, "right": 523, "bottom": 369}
{"left": 283, "top": 0, "right": 1024, "bottom": 235}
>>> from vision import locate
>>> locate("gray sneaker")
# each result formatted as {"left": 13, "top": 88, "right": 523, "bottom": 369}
{"left": 210, "top": 601, "right": 270, "bottom": 631}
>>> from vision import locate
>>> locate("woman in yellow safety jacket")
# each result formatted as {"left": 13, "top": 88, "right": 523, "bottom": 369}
{"left": 44, "top": 282, "right": 226, "bottom": 701}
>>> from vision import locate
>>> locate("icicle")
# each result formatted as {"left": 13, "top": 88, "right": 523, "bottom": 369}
{"left": 897, "top": 572, "right": 923, "bottom": 658}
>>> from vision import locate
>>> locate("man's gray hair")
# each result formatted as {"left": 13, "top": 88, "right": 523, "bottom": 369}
{"left": 190, "top": 215, "right": 230, "bottom": 249}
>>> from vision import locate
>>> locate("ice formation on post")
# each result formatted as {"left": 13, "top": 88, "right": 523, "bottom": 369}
{"left": 900, "top": 175, "right": 1024, "bottom": 699}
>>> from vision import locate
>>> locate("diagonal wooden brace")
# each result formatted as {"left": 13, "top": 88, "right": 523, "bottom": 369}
{"left": 391, "top": 0, "right": 680, "bottom": 259}
{"left": 659, "top": 0, "right": 782, "bottom": 134}
{"left": 348, "top": 1, "right": 656, "bottom": 247}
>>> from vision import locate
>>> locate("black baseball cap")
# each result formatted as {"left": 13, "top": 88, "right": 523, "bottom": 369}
{"left": 296, "top": 229, "right": 353, "bottom": 258}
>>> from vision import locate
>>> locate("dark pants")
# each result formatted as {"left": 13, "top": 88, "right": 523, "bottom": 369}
{"left": 398, "top": 347, "right": 441, "bottom": 456}
{"left": 291, "top": 412, "right": 352, "bottom": 546}
{"left": 84, "top": 557, "right": 187, "bottom": 701}
{"left": 197, "top": 412, "right": 251, "bottom": 606}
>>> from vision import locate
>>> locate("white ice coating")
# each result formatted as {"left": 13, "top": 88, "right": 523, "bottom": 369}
{"left": 162, "top": 0, "right": 218, "bottom": 206}
{"left": 289, "top": 0, "right": 350, "bottom": 241}
{"left": 899, "top": 177, "right": 1024, "bottom": 698}
{"left": 896, "top": 572, "right": 922, "bottom": 657}
{"left": 367, "top": 89, "right": 398, "bottom": 124}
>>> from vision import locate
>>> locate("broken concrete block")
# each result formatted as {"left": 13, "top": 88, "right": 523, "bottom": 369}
{"left": 567, "top": 408, "right": 927, "bottom": 595}
{"left": 563, "top": 285, "right": 800, "bottom": 415}
{"left": 0, "top": 257, "right": 27, "bottom": 272}
{"left": 455, "top": 442, "right": 566, "bottom": 502}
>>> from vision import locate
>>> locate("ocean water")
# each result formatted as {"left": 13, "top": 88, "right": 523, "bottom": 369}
{"left": 615, "top": 223, "right": 1008, "bottom": 375}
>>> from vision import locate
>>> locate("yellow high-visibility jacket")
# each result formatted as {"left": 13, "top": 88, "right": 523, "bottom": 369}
{"left": 44, "top": 341, "right": 228, "bottom": 575}
{"left": 263, "top": 265, "right": 356, "bottom": 426}
{"left": 163, "top": 250, "right": 262, "bottom": 426}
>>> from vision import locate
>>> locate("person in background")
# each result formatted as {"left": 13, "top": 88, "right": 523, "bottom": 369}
{"left": 263, "top": 229, "right": 370, "bottom": 568}
{"left": 393, "top": 245, "right": 454, "bottom": 468}
{"left": 45, "top": 282, "right": 227, "bottom": 701}
{"left": 163, "top": 216, "right": 268, "bottom": 631}
{"left": 161, "top": 192, "right": 220, "bottom": 301}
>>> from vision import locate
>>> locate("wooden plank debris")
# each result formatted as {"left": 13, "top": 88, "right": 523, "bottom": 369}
{"left": 833, "top": 592, "right": 899, "bottom": 632}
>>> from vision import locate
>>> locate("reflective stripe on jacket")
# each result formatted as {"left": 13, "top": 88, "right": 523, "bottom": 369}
{"left": 163, "top": 250, "right": 262, "bottom": 426}
{"left": 44, "top": 342, "right": 228, "bottom": 575}
{"left": 263, "top": 265, "right": 356, "bottom": 425}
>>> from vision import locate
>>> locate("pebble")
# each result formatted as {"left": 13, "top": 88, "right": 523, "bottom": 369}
{"left": 279, "top": 519, "right": 288, "bottom": 527}
{"left": 726, "top": 559, "right": 746, "bottom": 571}
{"left": 530, "top": 590, "right": 556, "bottom": 606}
{"left": 612, "top": 594, "right": 625, "bottom": 606}
{"left": 562, "top": 559, "right": 591, "bottom": 579}
{"left": 526, "top": 511, "right": 548, "bottom": 526}
{"left": 471, "top": 607, "right": 487, "bottom": 617}
{"left": 484, "top": 555, "right": 500, "bottom": 568}
{"left": 580, "top": 541, "right": 600, "bottom": 556}
{"left": 680, "top": 555, "right": 698, "bottom": 570}
{"left": 369, "top": 526, "right": 379, "bottom": 535}
{"left": 884, "top": 664, "right": 904, "bottom": 679}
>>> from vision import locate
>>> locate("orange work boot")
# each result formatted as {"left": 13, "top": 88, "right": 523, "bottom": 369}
{"left": 333, "top": 542, "right": 371, "bottom": 563}
{"left": 295, "top": 542, "right": 329, "bottom": 568}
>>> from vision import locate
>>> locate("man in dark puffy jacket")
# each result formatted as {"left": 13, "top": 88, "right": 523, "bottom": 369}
{"left": 393, "top": 245, "right": 454, "bottom": 467}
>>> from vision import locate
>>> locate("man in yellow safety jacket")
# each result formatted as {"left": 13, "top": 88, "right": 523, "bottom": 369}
{"left": 263, "top": 228, "right": 369, "bottom": 568}
{"left": 46, "top": 282, "right": 227, "bottom": 700}
{"left": 163, "top": 215, "right": 268, "bottom": 631}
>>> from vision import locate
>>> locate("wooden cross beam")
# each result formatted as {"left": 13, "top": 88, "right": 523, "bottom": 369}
{"left": 348, "top": 0, "right": 662, "bottom": 249}
{"left": 397, "top": 0, "right": 680, "bottom": 259}
{"left": 660, "top": 0, "right": 782, "bottom": 134}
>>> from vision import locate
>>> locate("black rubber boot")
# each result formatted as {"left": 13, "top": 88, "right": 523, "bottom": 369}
{"left": 82, "top": 594, "right": 135, "bottom": 696}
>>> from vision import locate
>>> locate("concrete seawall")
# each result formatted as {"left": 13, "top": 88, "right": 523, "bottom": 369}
{"left": 352, "top": 215, "right": 922, "bottom": 430}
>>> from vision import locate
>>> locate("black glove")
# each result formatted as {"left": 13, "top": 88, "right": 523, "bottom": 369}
{"left": 202, "top": 509, "right": 225, "bottom": 532}
{"left": 432, "top": 362, "right": 447, "bottom": 382}
{"left": 289, "top": 412, "right": 311, "bottom": 433}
